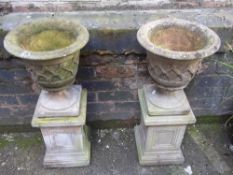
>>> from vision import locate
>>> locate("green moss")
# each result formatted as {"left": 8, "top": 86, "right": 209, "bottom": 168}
{"left": 20, "top": 29, "right": 75, "bottom": 51}
{"left": 0, "top": 125, "right": 39, "bottom": 133}
{"left": 196, "top": 115, "right": 230, "bottom": 124}
{"left": 14, "top": 134, "right": 42, "bottom": 149}
{"left": 0, "top": 133, "right": 42, "bottom": 150}
{"left": 0, "top": 139, "right": 10, "bottom": 149}
{"left": 0, "top": 29, "right": 7, "bottom": 36}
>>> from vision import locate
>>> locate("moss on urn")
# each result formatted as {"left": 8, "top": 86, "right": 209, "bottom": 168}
{"left": 4, "top": 18, "right": 89, "bottom": 91}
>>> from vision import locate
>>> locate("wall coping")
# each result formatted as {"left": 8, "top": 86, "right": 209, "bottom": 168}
{"left": 1, "top": 9, "right": 233, "bottom": 54}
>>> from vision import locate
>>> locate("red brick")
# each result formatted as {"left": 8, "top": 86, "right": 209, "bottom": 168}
{"left": 96, "top": 64, "right": 136, "bottom": 78}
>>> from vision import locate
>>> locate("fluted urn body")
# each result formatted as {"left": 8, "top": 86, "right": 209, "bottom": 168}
{"left": 137, "top": 18, "right": 221, "bottom": 91}
{"left": 4, "top": 18, "right": 89, "bottom": 91}
{"left": 137, "top": 18, "right": 220, "bottom": 109}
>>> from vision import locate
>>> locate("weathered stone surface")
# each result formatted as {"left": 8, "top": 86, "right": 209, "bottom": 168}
{"left": 33, "top": 85, "right": 82, "bottom": 118}
{"left": 134, "top": 89, "right": 196, "bottom": 165}
{"left": 1, "top": 9, "right": 233, "bottom": 54}
{"left": 1, "top": 0, "right": 233, "bottom": 12}
{"left": 143, "top": 85, "right": 190, "bottom": 116}
{"left": 32, "top": 90, "right": 91, "bottom": 167}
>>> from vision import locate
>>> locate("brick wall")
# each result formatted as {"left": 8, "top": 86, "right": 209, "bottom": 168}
{"left": 0, "top": 53, "right": 232, "bottom": 127}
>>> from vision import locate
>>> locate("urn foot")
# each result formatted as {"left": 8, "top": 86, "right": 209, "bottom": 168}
{"left": 34, "top": 85, "right": 82, "bottom": 118}
{"left": 143, "top": 85, "right": 190, "bottom": 116}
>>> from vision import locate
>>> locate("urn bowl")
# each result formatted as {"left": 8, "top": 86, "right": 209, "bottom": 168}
{"left": 4, "top": 18, "right": 89, "bottom": 91}
{"left": 137, "top": 18, "right": 221, "bottom": 90}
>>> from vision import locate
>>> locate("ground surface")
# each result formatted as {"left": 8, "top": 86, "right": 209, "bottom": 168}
{"left": 0, "top": 124, "right": 232, "bottom": 175}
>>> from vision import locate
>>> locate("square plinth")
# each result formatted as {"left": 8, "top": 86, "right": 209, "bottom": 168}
{"left": 143, "top": 85, "right": 190, "bottom": 116}
{"left": 135, "top": 124, "right": 185, "bottom": 165}
{"left": 139, "top": 88, "right": 196, "bottom": 126}
{"left": 42, "top": 126, "right": 90, "bottom": 168}
{"left": 34, "top": 85, "right": 82, "bottom": 118}
{"left": 32, "top": 89, "right": 90, "bottom": 168}
{"left": 134, "top": 88, "right": 196, "bottom": 165}
{"left": 32, "top": 88, "right": 87, "bottom": 128}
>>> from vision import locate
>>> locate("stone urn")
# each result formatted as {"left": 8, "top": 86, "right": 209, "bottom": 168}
{"left": 134, "top": 18, "right": 221, "bottom": 165}
{"left": 4, "top": 18, "right": 91, "bottom": 167}
{"left": 4, "top": 18, "right": 89, "bottom": 117}
{"left": 4, "top": 18, "right": 89, "bottom": 91}
{"left": 137, "top": 18, "right": 221, "bottom": 110}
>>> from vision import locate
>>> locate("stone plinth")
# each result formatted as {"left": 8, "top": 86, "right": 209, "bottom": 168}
{"left": 143, "top": 85, "right": 190, "bottom": 116}
{"left": 135, "top": 88, "right": 196, "bottom": 165}
{"left": 32, "top": 87, "right": 90, "bottom": 168}
{"left": 34, "top": 86, "right": 82, "bottom": 118}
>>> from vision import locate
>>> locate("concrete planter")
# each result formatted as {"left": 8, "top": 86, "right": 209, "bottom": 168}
{"left": 135, "top": 18, "right": 221, "bottom": 165}
{"left": 137, "top": 18, "right": 221, "bottom": 110}
{"left": 4, "top": 18, "right": 89, "bottom": 91}
{"left": 137, "top": 18, "right": 221, "bottom": 90}
{"left": 4, "top": 18, "right": 91, "bottom": 168}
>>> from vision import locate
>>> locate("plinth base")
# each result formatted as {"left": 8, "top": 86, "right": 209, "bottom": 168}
{"left": 43, "top": 126, "right": 90, "bottom": 168}
{"left": 32, "top": 88, "right": 90, "bottom": 168}
{"left": 135, "top": 89, "right": 196, "bottom": 166}
{"left": 135, "top": 125, "right": 184, "bottom": 165}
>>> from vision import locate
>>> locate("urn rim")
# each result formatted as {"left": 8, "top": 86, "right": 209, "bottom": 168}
{"left": 4, "top": 18, "right": 89, "bottom": 61}
{"left": 137, "top": 18, "right": 221, "bottom": 60}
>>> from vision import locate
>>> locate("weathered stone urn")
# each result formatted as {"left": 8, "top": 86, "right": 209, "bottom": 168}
{"left": 4, "top": 18, "right": 91, "bottom": 167}
{"left": 137, "top": 18, "right": 221, "bottom": 110}
{"left": 4, "top": 18, "right": 89, "bottom": 91}
{"left": 135, "top": 18, "right": 220, "bottom": 165}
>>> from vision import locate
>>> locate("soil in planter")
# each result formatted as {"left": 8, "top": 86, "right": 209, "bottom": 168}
{"left": 151, "top": 27, "right": 205, "bottom": 52}
{"left": 20, "top": 29, "right": 75, "bottom": 51}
